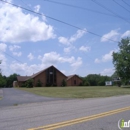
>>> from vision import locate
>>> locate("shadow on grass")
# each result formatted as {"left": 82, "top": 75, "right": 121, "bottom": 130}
{"left": 121, "top": 86, "right": 130, "bottom": 88}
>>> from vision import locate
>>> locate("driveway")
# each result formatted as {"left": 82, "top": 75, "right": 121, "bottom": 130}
{"left": 0, "top": 88, "right": 66, "bottom": 107}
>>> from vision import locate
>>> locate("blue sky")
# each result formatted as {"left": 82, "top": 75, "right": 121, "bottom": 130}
{"left": 0, "top": 0, "right": 130, "bottom": 76}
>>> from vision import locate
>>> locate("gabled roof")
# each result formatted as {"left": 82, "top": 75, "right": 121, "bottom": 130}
{"left": 66, "top": 74, "right": 83, "bottom": 81}
{"left": 17, "top": 76, "right": 31, "bottom": 82}
{"left": 66, "top": 74, "right": 76, "bottom": 80}
{"left": 17, "top": 65, "right": 67, "bottom": 81}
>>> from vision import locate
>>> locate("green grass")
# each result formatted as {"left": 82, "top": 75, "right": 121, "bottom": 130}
{"left": 17, "top": 86, "right": 130, "bottom": 98}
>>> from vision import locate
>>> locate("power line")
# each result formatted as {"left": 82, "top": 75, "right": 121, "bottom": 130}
{"left": 122, "top": 0, "right": 130, "bottom": 7}
{"left": 4, "top": 52, "right": 23, "bottom": 63}
{"left": 43, "top": 0, "right": 118, "bottom": 18}
{"left": 91, "top": 0, "right": 130, "bottom": 24}
{"left": 0, "top": 0, "right": 119, "bottom": 43}
{"left": 113, "top": 0, "right": 130, "bottom": 13}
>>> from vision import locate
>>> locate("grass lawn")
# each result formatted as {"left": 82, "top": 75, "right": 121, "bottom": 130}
{"left": 17, "top": 86, "right": 130, "bottom": 98}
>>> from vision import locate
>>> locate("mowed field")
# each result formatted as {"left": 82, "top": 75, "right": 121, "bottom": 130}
{"left": 17, "top": 86, "right": 130, "bottom": 98}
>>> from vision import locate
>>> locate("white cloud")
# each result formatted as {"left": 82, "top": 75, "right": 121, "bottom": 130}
{"left": 64, "top": 47, "right": 71, "bottom": 53}
{"left": 121, "top": 30, "right": 130, "bottom": 38}
{"left": 71, "top": 57, "right": 82, "bottom": 70}
{"left": 9, "top": 45, "right": 21, "bottom": 51}
{"left": 79, "top": 46, "right": 91, "bottom": 52}
{"left": 95, "top": 50, "right": 117, "bottom": 63}
{"left": 0, "top": 2, "right": 55, "bottom": 43}
{"left": 9, "top": 45, "right": 22, "bottom": 57}
{"left": 38, "top": 51, "right": 82, "bottom": 70}
{"left": 64, "top": 45, "right": 77, "bottom": 53}
{"left": 101, "top": 29, "right": 120, "bottom": 42}
{"left": 94, "top": 58, "right": 100, "bottom": 63}
{"left": 102, "top": 50, "right": 114, "bottom": 62}
{"left": 58, "top": 29, "right": 86, "bottom": 45}
{"left": 38, "top": 52, "right": 74, "bottom": 64}
{"left": 9, "top": 62, "right": 40, "bottom": 76}
{"left": 34, "top": 5, "right": 40, "bottom": 13}
{"left": 0, "top": 43, "right": 7, "bottom": 52}
{"left": 27, "top": 53, "right": 34, "bottom": 60}
{"left": 100, "top": 68, "right": 114, "bottom": 76}
{"left": 12, "top": 52, "right": 22, "bottom": 57}
{"left": 58, "top": 37, "right": 70, "bottom": 45}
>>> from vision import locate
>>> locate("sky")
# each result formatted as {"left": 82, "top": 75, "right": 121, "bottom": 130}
{"left": 0, "top": 0, "right": 130, "bottom": 77}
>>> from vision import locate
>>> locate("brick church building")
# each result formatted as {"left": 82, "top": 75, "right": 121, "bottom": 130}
{"left": 17, "top": 65, "right": 83, "bottom": 87}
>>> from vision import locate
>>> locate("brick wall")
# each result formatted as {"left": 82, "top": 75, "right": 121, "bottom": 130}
{"left": 67, "top": 75, "right": 82, "bottom": 86}
{"left": 56, "top": 70, "right": 66, "bottom": 86}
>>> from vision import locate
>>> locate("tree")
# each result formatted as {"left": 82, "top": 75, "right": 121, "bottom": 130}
{"left": 113, "top": 37, "right": 130, "bottom": 84}
{"left": 0, "top": 74, "right": 6, "bottom": 88}
{"left": 6, "top": 73, "right": 19, "bottom": 87}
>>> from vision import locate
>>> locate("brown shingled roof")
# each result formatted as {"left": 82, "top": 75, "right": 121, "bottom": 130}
{"left": 66, "top": 74, "right": 76, "bottom": 80}
{"left": 17, "top": 76, "right": 31, "bottom": 82}
{"left": 17, "top": 65, "right": 67, "bottom": 82}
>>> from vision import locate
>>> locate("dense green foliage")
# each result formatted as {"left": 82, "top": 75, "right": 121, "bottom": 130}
{"left": 21, "top": 79, "right": 34, "bottom": 88}
{"left": 82, "top": 74, "right": 111, "bottom": 86}
{"left": 0, "top": 74, "right": 6, "bottom": 88}
{"left": 36, "top": 79, "right": 42, "bottom": 87}
{"left": 62, "top": 79, "right": 67, "bottom": 86}
{"left": 0, "top": 73, "right": 19, "bottom": 88}
{"left": 113, "top": 37, "right": 130, "bottom": 84}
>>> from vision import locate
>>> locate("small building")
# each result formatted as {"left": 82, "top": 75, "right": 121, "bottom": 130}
{"left": 17, "top": 65, "right": 83, "bottom": 87}
{"left": 105, "top": 81, "right": 112, "bottom": 86}
{"left": 66, "top": 75, "right": 82, "bottom": 86}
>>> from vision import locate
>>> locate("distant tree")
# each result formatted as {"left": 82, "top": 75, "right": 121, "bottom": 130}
{"left": 83, "top": 80, "right": 90, "bottom": 86}
{"left": 0, "top": 74, "right": 6, "bottom": 88}
{"left": 6, "top": 73, "right": 19, "bottom": 87}
{"left": 113, "top": 37, "right": 130, "bottom": 84}
{"left": 82, "top": 74, "right": 111, "bottom": 86}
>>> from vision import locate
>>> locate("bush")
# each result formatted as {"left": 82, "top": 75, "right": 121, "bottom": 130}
{"left": 21, "top": 83, "right": 26, "bottom": 88}
{"left": 26, "top": 79, "right": 34, "bottom": 88}
{"left": 62, "top": 79, "right": 66, "bottom": 86}
{"left": 46, "top": 83, "right": 51, "bottom": 87}
{"left": 83, "top": 81, "right": 90, "bottom": 86}
{"left": 79, "top": 82, "right": 83, "bottom": 86}
{"left": 36, "top": 79, "right": 42, "bottom": 87}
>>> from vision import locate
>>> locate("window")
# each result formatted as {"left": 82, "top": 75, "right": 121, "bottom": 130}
{"left": 46, "top": 67, "right": 57, "bottom": 86}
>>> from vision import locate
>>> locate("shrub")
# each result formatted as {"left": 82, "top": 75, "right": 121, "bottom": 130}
{"left": 62, "top": 79, "right": 66, "bottom": 86}
{"left": 21, "top": 83, "right": 26, "bottom": 88}
{"left": 83, "top": 81, "right": 90, "bottom": 86}
{"left": 36, "top": 79, "right": 42, "bottom": 87}
{"left": 26, "top": 79, "right": 33, "bottom": 88}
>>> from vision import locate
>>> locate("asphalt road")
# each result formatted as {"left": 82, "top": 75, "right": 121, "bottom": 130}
{"left": 0, "top": 93, "right": 130, "bottom": 130}
{"left": 0, "top": 88, "right": 66, "bottom": 107}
